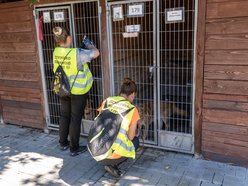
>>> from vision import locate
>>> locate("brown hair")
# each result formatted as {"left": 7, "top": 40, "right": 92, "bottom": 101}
{"left": 52, "top": 27, "right": 70, "bottom": 45}
{"left": 119, "top": 78, "right": 137, "bottom": 96}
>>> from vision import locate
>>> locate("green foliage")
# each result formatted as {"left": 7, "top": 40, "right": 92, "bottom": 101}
{"left": 27, "top": 0, "right": 39, "bottom": 5}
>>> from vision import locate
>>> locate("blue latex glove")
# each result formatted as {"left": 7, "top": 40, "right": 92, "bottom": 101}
{"left": 82, "top": 35, "right": 95, "bottom": 49}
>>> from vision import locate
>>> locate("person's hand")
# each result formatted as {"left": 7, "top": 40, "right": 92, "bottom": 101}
{"left": 81, "top": 35, "right": 95, "bottom": 49}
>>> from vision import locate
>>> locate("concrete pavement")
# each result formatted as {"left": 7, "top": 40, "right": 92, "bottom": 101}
{"left": 0, "top": 123, "right": 247, "bottom": 186}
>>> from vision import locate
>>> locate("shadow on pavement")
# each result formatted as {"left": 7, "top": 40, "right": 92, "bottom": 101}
{"left": 0, "top": 124, "right": 138, "bottom": 185}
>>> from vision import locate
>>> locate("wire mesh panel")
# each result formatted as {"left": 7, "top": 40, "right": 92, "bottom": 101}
{"left": 72, "top": 2, "right": 103, "bottom": 134}
{"left": 158, "top": 0, "right": 195, "bottom": 152}
{"left": 108, "top": 0, "right": 157, "bottom": 144}
{"left": 37, "top": 6, "right": 72, "bottom": 130}
{"left": 36, "top": 1, "right": 102, "bottom": 134}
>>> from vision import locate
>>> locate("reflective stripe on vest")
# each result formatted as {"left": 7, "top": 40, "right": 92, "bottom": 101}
{"left": 53, "top": 47, "right": 93, "bottom": 95}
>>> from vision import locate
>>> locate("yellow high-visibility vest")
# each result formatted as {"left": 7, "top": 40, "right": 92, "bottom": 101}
{"left": 53, "top": 47, "right": 93, "bottom": 95}
{"left": 93, "top": 96, "right": 136, "bottom": 161}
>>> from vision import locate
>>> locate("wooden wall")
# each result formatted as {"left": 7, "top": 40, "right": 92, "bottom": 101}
{"left": 1, "top": 0, "right": 248, "bottom": 166}
{"left": 0, "top": 1, "right": 45, "bottom": 129}
{"left": 202, "top": 0, "right": 248, "bottom": 166}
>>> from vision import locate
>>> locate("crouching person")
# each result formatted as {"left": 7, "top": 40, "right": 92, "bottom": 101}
{"left": 87, "top": 78, "right": 140, "bottom": 177}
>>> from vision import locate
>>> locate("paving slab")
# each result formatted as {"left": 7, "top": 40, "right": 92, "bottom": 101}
{"left": 0, "top": 123, "right": 248, "bottom": 186}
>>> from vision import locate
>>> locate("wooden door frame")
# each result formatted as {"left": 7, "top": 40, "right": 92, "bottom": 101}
{"left": 99, "top": 0, "right": 111, "bottom": 98}
{"left": 194, "top": 0, "right": 206, "bottom": 155}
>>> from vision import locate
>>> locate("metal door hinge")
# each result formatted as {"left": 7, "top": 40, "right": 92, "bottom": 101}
{"left": 33, "top": 9, "right": 38, "bottom": 18}
{"left": 46, "top": 116, "right": 50, "bottom": 125}
{"left": 98, "top": 6, "right": 102, "bottom": 14}
{"left": 106, "top": 6, "right": 110, "bottom": 16}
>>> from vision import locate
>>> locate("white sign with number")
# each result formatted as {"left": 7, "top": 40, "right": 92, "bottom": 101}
{"left": 127, "top": 3, "right": 144, "bottom": 17}
{"left": 54, "top": 11, "right": 65, "bottom": 22}
{"left": 43, "top": 12, "right": 51, "bottom": 23}
{"left": 113, "top": 5, "right": 124, "bottom": 21}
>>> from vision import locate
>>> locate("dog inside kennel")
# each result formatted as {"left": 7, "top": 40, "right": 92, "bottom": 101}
{"left": 108, "top": 0, "right": 195, "bottom": 151}
{"left": 159, "top": 0, "right": 194, "bottom": 134}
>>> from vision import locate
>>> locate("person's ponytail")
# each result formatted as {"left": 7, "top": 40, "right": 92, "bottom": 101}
{"left": 53, "top": 26, "right": 69, "bottom": 45}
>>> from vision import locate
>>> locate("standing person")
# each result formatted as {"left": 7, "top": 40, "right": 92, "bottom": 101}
{"left": 52, "top": 26, "right": 99, "bottom": 156}
{"left": 87, "top": 78, "right": 140, "bottom": 177}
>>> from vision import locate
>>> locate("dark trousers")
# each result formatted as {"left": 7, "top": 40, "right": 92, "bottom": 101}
{"left": 59, "top": 94, "right": 87, "bottom": 152}
{"left": 99, "top": 136, "right": 140, "bottom": 166}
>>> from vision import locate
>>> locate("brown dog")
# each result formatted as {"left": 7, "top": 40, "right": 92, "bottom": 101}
{"left": 136, "top": 101, "right": 188, "bottom": 140}
{"left": 136, "top": 102, "right": 153, "bottom": 140}
{"left": 83, "top": 98, "right": 96, "bottom": 120}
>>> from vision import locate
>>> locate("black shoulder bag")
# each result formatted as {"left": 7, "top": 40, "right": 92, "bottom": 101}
{"left": 87, "top": 100, "right": 134, "bottom": 160}
{"left": 52, "top": 49, "right": 79, "bottom": 97}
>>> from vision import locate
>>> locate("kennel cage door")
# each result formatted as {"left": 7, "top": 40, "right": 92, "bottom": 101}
{"left": 36, "top": 6, "right": 73, "bottom": 130}
{"left": 108, "top": 0, "right": 158, "bottom": 145}
{"left": 157, "top": 0, "right": 195, "bottom": 153}
{"left": 36, "top": 1, "right": 103, "bottom": 134}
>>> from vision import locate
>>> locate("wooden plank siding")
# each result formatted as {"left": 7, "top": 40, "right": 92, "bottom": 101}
{"left": 0, "top": 1, "right": 44, "bottom": 129}
{"left": 202, "top": 0, "right": 248, "bottom": 166}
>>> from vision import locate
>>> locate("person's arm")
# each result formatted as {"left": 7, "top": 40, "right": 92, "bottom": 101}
{"left": 76, "top": 48, "right": 99, "bottom": 71}
{"left": 86, "top": 46, "right": 99, "bottom": 59}
{"left": 92, "top": 48, "right": 100, "bottom": 59}
{"left": 127, "top": 108, "right": 140, "bottom": 140}
{"left": 77, "top": 48, "right": 99, "bottom": 65}
{"left": 97, "top": 99, "right": 106, "bottom": 113}
{"left": 81, "top": 36, "right": 100, "bottom": 59}
{"left": 128, "top": 123, "right": 137, "bottom": 140}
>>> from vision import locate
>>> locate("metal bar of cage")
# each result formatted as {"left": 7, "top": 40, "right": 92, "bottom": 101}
{"left": 156, "top": 0, "right": 161, "bottom": 147}
{"left": 192, "top": 0, "right": 199, "bottom": 153}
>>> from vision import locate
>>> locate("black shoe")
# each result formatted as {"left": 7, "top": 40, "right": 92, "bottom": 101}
{"left": 70, "top": 145, "right": 87, "bottom": 157}
{"left": 113, "top": 165, "right": 122, "bottom": 174}
{"left": 60, "top": 144, "right": 69, "bottom": 151}
{"left": 104, "top": 165, "right": 122, "bottom": 178}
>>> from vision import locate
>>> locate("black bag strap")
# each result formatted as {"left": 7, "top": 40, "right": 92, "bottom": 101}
{"left": 70, "top": 70, "right": 79, "bottom": 91}
{"left": 121, "top": 106, "right": 135, "bottom": 116}
{"left": 103, "top": 99, "right": 127, "bottom": 109}
{"left": 103, "top": 99, "right": 135, "bottom": 116}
